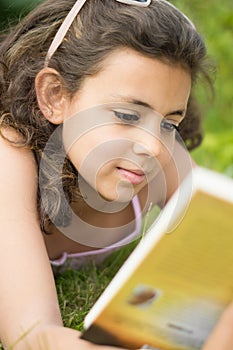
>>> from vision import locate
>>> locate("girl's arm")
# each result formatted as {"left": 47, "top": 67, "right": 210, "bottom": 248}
{"left": 0, "top": 136, "right": 126, "bottom": 350}
{"left": 0, "top": 135, "right": 63, "bottom": 347}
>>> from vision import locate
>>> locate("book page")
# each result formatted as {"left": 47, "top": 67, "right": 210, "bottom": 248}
{"left": 83, "top": 191, "right": 233, "bottom": 350}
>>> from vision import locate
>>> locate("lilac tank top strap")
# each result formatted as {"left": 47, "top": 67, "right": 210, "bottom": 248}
{"left": 50, "top": 195, "right": 142, "bottom": 267}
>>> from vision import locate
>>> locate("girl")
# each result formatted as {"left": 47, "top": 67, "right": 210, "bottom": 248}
{"left": 0, "top": 0, "right": 232, "bottom": 349}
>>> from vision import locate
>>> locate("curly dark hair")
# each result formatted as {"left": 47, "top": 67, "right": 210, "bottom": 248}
{"left": 0, "top": 0, "right": 212, "bottom": 231}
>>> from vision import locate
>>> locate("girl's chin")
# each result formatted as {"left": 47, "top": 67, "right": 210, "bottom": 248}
{"left": 99, "top": 184, "right": 143, "bottom": 203}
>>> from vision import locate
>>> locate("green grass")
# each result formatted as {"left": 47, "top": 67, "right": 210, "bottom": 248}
{"left": 56, "top": 242, "right": 138, "bottom": 330}
{"left": 0, "top": 0, "right": 232, "bottom": 348}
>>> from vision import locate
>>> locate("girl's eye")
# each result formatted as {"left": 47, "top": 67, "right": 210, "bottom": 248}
{"left": 160, "top": 119, "right": 179, "bottom": 133}
{"left": 114, "top": 111, "right": 139, "bottom": 123}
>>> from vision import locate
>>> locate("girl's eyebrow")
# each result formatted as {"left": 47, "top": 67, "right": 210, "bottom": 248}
{"left": 110, "top": 94, "right": 152, "bottom": 109}
{"left": 167, "top": 109, "right": 186, "bottom": 117}
{"left": 110, "top": 94, "right": 186, "bottom": 117}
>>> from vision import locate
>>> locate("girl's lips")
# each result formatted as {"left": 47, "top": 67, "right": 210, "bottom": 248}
{"left": 116, "top": 167, "right": 146, "bottom": 185}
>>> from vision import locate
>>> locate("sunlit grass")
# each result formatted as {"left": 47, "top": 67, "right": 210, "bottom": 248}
{"left": 56, "top": 242, "right": 138, "bottom": 331}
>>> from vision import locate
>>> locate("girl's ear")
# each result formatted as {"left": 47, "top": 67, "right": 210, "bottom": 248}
{"left": 35, "top": 68, "right": 68, "bottom": 124}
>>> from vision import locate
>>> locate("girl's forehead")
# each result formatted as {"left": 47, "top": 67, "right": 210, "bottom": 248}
{"left": 95, "top": 48, "right": 191, "bottom": 86}
{"left": 73, "top": 49, "right": 191, "bottom": 115}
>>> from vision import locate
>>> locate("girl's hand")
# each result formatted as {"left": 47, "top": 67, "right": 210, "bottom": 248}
{"left": 202, "top": 301, "right": 233, "bottom": 350}
{"left": 14, "top": 325, "right": 127, "bottom": 350}
{"left": 41, "top": 301, "right": 233, "bottom": 350}
{"left": 11, "top": 301, "right": 233, "bottom": 350}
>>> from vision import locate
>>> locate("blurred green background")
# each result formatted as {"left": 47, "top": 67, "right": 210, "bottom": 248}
{"left": 0, "top": 0, "right": 232, "bottom": 175}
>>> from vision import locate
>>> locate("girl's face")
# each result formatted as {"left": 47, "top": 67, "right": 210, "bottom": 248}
{"left": 61, "top": 48, "right": 191, "bottom": 203}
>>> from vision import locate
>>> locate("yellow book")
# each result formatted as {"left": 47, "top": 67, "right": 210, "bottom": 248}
{"left": 81, "top": 167, "right": 233, "bottom": 350}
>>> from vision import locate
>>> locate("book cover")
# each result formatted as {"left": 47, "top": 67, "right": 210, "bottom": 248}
{"left": 81, "top": 167, "right": 233, "bottom": 350}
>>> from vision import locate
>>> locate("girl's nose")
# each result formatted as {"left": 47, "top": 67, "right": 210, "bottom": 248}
{"left": 132, "top": 133, "right": 164, "bottom": 158}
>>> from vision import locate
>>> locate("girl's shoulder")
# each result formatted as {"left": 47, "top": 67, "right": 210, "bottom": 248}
{"left": 0, "top": 130, "right": 38, "bottom": 196}
{"left": 0, "top": 128, "right": 36, "bottom": 160}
